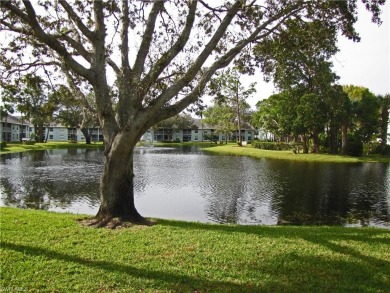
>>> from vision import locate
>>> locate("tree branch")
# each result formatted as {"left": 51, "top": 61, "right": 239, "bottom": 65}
{"left": 58, "top": 0, "right": 95, "bottom": 41}
{"left": 62, "top": 64, "right": 94, "bottom": 114}
{"left": 133, "top": 0, "right": 165, "bottom": 78}
{"left": 0, "top": 0, "right": 94, "bottom": 82}
{"left": 146, "top": 0, "right": 241, "bottom": 112}
{"left": 147, "top": 1, "right": 305, "bottom": 123}
{"left": 2, "top": 60, "right": 60, "bottom": 79}
{"left": 0, "top": 19, "right": 32, "bottom": 35}
{"left": 139, "top": 0, "right": 198, "bottom": 99}
{"left": 120, "top": 0, "right": 131, "bottom": 73}
{"left": 58, "top": 34, "right": 92, "bottom": 62}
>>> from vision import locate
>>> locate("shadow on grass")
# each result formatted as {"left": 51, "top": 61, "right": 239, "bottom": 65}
{"left": 2, "top": 241, "right": 251, "bottom": 292}
{"left": 158, "top": 220, "right": 390, "bottom": 264}
{"left": 3, "top": 237, "right": 389, "bottom": 292}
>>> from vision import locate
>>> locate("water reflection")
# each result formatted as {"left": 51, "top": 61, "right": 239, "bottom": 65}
{"left": 0, "top": 148, "right": 389, "bottom": 227}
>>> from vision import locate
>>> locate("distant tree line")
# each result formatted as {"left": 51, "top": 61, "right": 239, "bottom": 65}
{"left": 251, "top": 86, "right": 389, "bottom": 156}
{"left": 248, "top": 14, "right": 389, "bottom": 156}
{"left": 1, "top": 73, "right": 98, "bottom": 143}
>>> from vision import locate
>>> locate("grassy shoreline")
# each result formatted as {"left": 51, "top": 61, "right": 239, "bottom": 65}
{"left": 1, "top": 141, "right": 389, "bottom": 163}
{"left": 203, "top": 144, "right": 390, "bottom": 163}
{"left": 1, "top": 207, "right": 389, "bottom": 292}
{"left": 0, "top": 141, "right": 104, "bottom": 154}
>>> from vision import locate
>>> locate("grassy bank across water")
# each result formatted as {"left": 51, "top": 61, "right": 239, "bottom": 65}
{"left": 0, "top": 141, "right": 104, "bottom": 155}
{"left": 1, "top": 207, "right": 389, "bottom": 292}
{"left": 2, "top": 141, "right": 388, "bottom": 163}
{"left": 203, "top": 144, "right": 390, "bottom": 163}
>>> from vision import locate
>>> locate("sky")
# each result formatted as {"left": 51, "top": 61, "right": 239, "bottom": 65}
{"left": 245, "top": 1, "right": 390, "bottom": 109}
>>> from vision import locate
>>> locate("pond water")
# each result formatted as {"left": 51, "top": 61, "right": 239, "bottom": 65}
{"left": 1, "top": 147, "right": 389, "bottom": 227}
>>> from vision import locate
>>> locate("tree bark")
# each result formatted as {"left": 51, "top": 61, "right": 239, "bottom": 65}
{"left": 329, "top": 124, "right": 338, "bottom": 154}
{"left": 312, "top": 130, "right": 319, "bottom": 153}
{"left": 80, "top": 127, "right": 91, "bottom": 144}
{"left": 341, "top": 121, "right": 348, "bottom": 155}
{"left": 380, "top": 106, "right": 389, "bottom": 154}
{"left": 96, "top": 131, "right": 145, "bottom": 223}
{"left": 44, "top": 124, "right": 50, "bottom": 143}
{"left": 36, "top": 123, "right": 44, "bottom": 143}
{"left": 302, "top": 134, "right": 309, "bottom": 154}
{"left": 235, "top": 83, "right": 242, "bottom": 146}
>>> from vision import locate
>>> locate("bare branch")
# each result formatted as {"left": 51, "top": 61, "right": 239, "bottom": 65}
{"left": 0, "top": 19, "right": 33, "bottom": 35}
{"left": 2, "top": 60, "right": 60, "bottom": 79}
{"left": 107, "top": 58, "right": 120, "bottom": 75}
{"left": 148, "top": 1, "right": 306, "bottom": 121}
{"left": 119, "top": 0, "right": 131, "bottom": 73}
{"left": 58, "top": 0, "right": 95, "bottom": 41}
{"left": 199, "top": 1, "right": 228, "bottom": 13}
{"left": 133, "top": 0, "right": 165, "bottom": 78}
{"left": 146, "top": 0, "right": 242, "bottom": 112}
{"left": 62, "top": 64, "right": 94, "bottom": 114}
{"left": 58, "top": 34, "right": 92, "bottom": 62}
{"left": 0, "top": 0, "right": 94, "bottom": 82}
{"left": 139, "top": 0, "right": 198, "bottom": 98}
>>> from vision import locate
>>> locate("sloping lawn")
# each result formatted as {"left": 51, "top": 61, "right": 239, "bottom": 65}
{"left": 1, "top": 207, "right": 389, "bottom": 292}
{"left": 203, "top": 144, "right": 390, "bottom": 163}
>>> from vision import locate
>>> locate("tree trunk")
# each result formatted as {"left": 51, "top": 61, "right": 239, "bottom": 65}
{"left": 312, "top": 130, "right": 319, "bottom": 153}
{"left": 20, "top": 118, "right": 24, "bottom": 142}
{"left": 44, "top": 124, "right": 50, "bottom": 143}
{"left": 95, "top": 131, "right": 146, "bottom": 224}
{"left": 341, "top": 121, "right": 348, "bottom": 155}
{"left": 329, "top": 124, "right": 338, "bottom": 154}
{"left": 36, "top": 123, "right": 44, "bottom": 143}
{"left": 235, "top": 85, "right": 242, "bottom": 146}
{"left": 380, "top": 106, "right": 389, "bottom": 154}
{"left": 80, "top": 127, "right": 91, "bottom": 144}
{"left": 302, "top": 134, "right": 309, "bottom": 154}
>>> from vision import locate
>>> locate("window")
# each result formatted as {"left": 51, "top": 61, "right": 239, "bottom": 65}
{"left": 49, "top": 135, "right": 53, "bottom": 139}
{"left": 49, "top": 128, "right": 53, "bottom": 132}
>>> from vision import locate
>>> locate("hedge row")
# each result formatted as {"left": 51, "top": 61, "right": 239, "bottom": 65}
{"left": 253, "top": 141, "right": 300, "bottom": 151}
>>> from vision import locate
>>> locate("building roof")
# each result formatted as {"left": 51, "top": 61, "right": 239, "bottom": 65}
{"left": 0, "top": 114, "right": 68, "bottom": 128}
{"left": 0, "top": 114, "right": 24, "bottom": 125}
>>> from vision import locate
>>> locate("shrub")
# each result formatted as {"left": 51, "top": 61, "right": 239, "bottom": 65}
{"left": 363, "top": 142, "right": 382, "bottom": 155}
{"left": 23, "top": 141, "right": 36, "bottom": 145}
{"left": 346, "top": 138, "right": 363, "bottom": 157}
{"left": 0, "top": 141, "right": 6, "bottom": 150}
{"left": 253, "top": 141, "right": 291, "bottom": 151}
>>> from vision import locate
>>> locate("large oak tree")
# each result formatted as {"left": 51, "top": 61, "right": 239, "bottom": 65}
{"left": 0, "top": 0, "right": 384, "bottom": 226}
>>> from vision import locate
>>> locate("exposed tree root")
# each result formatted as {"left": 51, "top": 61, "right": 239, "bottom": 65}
{"left": 78, "top": 216, "right": 155, "bottom": 229}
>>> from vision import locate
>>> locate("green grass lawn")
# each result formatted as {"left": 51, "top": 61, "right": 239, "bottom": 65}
{"left": 1, "top": 207, "right": 389, "bottom": 292}
{"left": 203, "top": 144, "right": 390, "bottom": 163}
{"left": 0, "top": 141, "right": 104, "bottom": 154}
